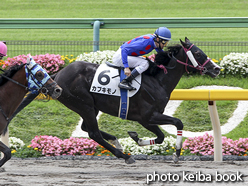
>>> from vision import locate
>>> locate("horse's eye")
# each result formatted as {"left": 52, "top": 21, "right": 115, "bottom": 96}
{"left": 36, "top": 72, "right": 44, "bottom": 81}
{"left": 195, "top": 52, "right": 201, "bottom": 58}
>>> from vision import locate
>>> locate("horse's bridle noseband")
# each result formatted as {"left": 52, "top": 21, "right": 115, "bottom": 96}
{"left": 0, "top": 62, "right": 57, "bottom": 121}
{"left": 25, "top": 63, "right": 57, "bottom": 95}
{"left": 176, "top": 44, "right": 211, "bottom": 75}
{"left": 156, "top": 44, "right": 212, "bottom": 75}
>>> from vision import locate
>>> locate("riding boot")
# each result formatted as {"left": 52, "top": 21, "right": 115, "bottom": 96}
{"left": 118, "top": 69, "right": 140, "bottom": 91}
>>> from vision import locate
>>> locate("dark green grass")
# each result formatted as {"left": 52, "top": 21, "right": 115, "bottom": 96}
{"left": 8, "top": 100, "right": 80, "bottom": 144}
{"left": 173, "top": 100, "right": 238, "bottom": 132}
{"left": 2, "top": 0, "right": 248, "bottom": 18}
{"left": 225, "top": 114, "right": 248, "bottom": 140}
{"left": 1, "top": 0, "right": 248, "bottom": 42}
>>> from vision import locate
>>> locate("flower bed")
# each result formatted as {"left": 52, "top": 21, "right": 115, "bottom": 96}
{"left": 220, "top": 52, "right": 248, "bottom": 77}
{"left": 183, "top": 133, "right": 248, "bottom": 156}
{"left": 7, "top": 133, "right": 248, "bottom": 158}
{"left": 30, "top": 135, "right": 98, "bottom": 156}
{"left": 76, "top": 50, "right": 116, "bottom": 64}
{"left": 119, "top": 136, "right": 177, "bottom": 156}
{"left": 2, "top": 54, "right": 77, "bottom": 75}
{"left": 8, "top": 137, "right": 25, "bottom": 154}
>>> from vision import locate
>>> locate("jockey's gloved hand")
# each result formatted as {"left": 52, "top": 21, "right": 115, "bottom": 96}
{"left": 124, "top": 67, "right": 131, "bottom": 76}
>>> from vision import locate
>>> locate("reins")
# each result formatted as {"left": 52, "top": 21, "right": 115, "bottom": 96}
{"left": 0, "top": 65, "right": 44, "bottom": 92}
{"left": 156, "top": 53, "right": 177, "bottom": 74}
{"left": 173, "top": 44, "right": 211, "bottom": 74}
{"left": 0, "top": 71, "right": 30, "bottom": 90}
{"left": 157, "top": 44, "right": 212, "bottom": 75}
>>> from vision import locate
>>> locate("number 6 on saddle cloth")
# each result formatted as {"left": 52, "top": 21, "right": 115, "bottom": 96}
{"left": 90, "top": 63, "right": 142, "bottom": 119}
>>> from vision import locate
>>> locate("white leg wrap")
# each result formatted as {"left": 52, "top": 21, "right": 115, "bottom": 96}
{"left": 176, "top": 130, "right": 183, "bottom": 149}
{"left": 138, "top": 139, "right": 155, "bottom": 146}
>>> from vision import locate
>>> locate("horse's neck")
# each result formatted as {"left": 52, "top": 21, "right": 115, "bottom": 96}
{"left": 157, "top": 50, "right": 186, "bottom": 94}
{"left": 0, "top": 67, "right": 28, "bottom": 117}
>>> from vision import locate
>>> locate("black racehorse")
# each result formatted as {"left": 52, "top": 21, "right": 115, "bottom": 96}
{"left": 6, "top": 38, "right": 221, "bottom": 164}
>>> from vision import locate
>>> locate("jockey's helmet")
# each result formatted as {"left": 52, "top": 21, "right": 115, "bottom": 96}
{"left": 154, "top": 27, "right": 171, "bottom": 41}
{"left": 0, "top": 41, "right": 7, "bottom": 57}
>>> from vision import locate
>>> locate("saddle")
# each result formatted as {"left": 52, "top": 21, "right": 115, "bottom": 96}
{"left": 90, "top": 63, "right": 141, "bottom": 97}
{"left": 105, "top": 61, "right": 121, "bottom": 69}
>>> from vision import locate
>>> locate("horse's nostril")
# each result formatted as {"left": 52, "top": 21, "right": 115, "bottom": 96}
{"left": 214, "top": 67, "right": 221, "bottom": 71}
{"left": 55, "top": 88, "right": 62, "bottom": 93}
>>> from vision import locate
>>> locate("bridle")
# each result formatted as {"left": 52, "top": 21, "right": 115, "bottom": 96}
{"left": 175, "top": 44, "right": 211, "bottom": 75}
{"left": 157, "top": 44, "right": 212, "bottom": 75}
{"left": 0, "top": 61, "right": 57, "bottom": 121}
{"left": 25, "top": 63, "right": 57, "bottom": 95}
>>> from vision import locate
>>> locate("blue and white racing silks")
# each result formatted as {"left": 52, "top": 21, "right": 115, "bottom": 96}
{"left": 120, "top": 34, "right": 163, "bottom": 68}
{"left": 25, "top": 55, "right": 50, "bottom": 94}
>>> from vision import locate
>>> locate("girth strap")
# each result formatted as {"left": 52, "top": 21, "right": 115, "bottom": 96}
{"left": 118, "top": 69, "right": 129, "bottom": 119}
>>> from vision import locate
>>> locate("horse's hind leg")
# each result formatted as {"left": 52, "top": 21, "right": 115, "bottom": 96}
{"left": 128, "top": 124, "right": 165, "bottom": 146}
{"left": 0, "top": 141, "right": 11, "bottom": 167}
{"left": 81, "top": 121, "right": 123, "bottom": 151}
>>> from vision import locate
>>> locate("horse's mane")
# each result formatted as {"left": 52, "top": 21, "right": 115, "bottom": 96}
{"left": 0, "top": 63, "right": 25, "bottom": 86}
{"left": 145, "top": 44, "right": 182, "bottom": 76}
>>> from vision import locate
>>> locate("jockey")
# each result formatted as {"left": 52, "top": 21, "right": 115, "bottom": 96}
{"left": 112, "top": 27, "right": 171, "bottom": 90}
{"left": 0, "top": 41, "right": 7, "bottom": 60}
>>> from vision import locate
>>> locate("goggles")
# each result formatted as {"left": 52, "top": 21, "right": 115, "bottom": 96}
{"left": 160, "top": 39, "right": 169, "bottom": 46}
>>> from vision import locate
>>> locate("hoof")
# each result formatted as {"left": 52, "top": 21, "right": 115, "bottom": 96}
{"left": 108, "top": 139, "right": 123, "bottom": 152}
{"left": 127, "top": 131, "right": 139, "bottom": 143}
{"left": 173, "top": 152, "right": 179, "bottom": 163}
{"left": 125, "top": 156, "right": 136, "bottom": 164}
{"left": 128, "top": 131, "right": 138, "bottom": 138}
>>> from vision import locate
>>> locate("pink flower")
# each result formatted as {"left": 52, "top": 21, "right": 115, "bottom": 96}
{"left": 3, "top": 54, "right": 65, "bottom": 75}
{"left": 183, "top": 132, "right": 248, "bottom": 156}
{"left": 30, "top": 135, "right": 99, "bottom": 156}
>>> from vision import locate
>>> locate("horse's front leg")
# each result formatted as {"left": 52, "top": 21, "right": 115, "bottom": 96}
{"left": 128, "top": 112, "right": 183, "bottom": 162}
{"left": 0, "top": 141, "right": 11, "bottom": 167}
{"left": 81, "top": 121, "right": 123, "bottom": 152}
{"left": 149, "top": 111, "right": 183, "bottom": 162}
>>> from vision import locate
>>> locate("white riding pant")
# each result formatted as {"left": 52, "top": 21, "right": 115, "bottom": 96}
{"left": 112, "top": 48, "right": 149, "bottom": 74}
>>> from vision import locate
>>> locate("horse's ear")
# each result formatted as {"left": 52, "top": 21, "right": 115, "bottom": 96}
{"left": 26, "top": 54, "right": 35, "bottom": 69}
{"left": 26, "top": 56, "right": 30, "bottom": 64}
{"left": 180, "top": 39, "right": 187, "bottom": 47}
{"left": 185, "top": 37, "right": 190, "bottom": 43}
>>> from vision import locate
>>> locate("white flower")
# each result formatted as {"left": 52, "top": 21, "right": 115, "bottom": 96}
{"left": 76, "top": 50, "right": 116, "bottom": 64}
{"left": 119, "top": 136, "right": 176, "bottom": 155}
{"left": 220, "top": 53, "right": 248, "bottom": 77}
{"left": 8, "top": 137, "right": 25, "bottom": 150}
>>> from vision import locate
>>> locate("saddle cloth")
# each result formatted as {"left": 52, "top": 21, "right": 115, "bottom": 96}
{"left": 90, "top": 63, "right": 141, "bottom": 97}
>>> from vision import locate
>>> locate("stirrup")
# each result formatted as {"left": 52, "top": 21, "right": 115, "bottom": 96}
{"left": 118, "top": 82, "right": 136, "bottom": 91}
